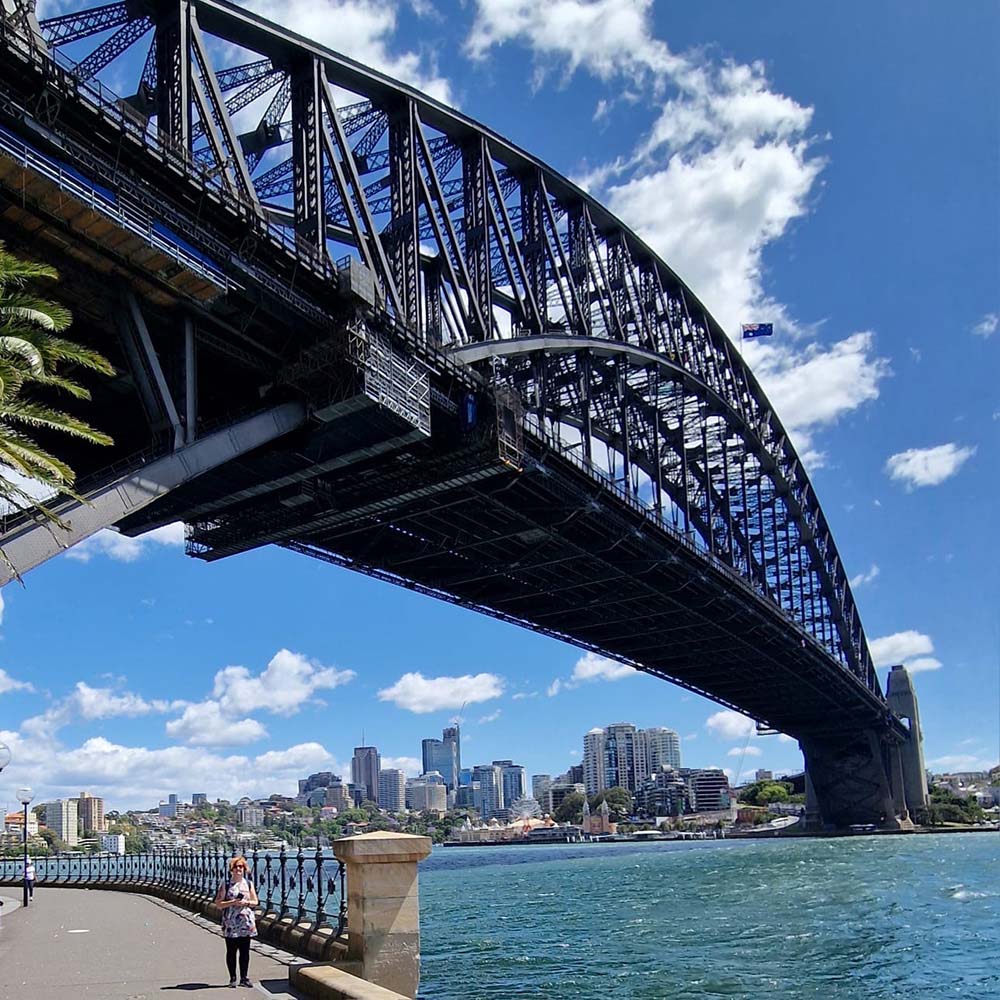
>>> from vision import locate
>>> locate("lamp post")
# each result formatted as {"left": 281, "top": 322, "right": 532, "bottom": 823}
{"left": 16, "top": 786, "right": 33, "bottom": 908}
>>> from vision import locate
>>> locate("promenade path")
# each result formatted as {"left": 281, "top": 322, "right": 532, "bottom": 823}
{"left": 0, "top": 889, "right": 309, "bottom": 999}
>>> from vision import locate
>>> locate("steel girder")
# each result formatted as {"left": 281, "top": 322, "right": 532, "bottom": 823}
{"left": 0, "top": 0, "right": 877, "bottom": 699}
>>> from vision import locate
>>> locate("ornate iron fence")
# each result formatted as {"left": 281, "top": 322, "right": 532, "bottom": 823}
{"left": 0, "top": 845, "right": 347, "bottom": 933}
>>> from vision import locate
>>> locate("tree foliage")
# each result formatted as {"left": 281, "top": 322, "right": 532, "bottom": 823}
{"left": 739, "top": 780, "right": 793, "bottom": 806}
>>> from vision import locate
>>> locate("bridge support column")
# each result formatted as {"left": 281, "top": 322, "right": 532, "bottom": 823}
{"left": 885, "top": 664, "right": 929, "bottom": 819}
{"left": 799, "top": 728, "right": 898, "bottom": 830}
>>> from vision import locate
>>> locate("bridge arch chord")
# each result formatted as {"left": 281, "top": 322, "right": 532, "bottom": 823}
{"left": 0, "top": 0, "right": 875, "bottom": 697}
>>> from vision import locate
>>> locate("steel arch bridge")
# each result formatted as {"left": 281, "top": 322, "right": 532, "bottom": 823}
{"left": 0, "top": 0, "right": 926, "bottom": 827}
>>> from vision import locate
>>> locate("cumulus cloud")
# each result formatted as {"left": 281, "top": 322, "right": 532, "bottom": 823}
{"left": 546, "top": 678, "right": 563, "bottom": 697}
{"left": 728, "top": 745, "right": 761, "bottom": 757}
{"left": 478, "top": 709, "right": 502, "bottom": 723}
{"left": 212, "top": 648, "right": 355, "bottom": 717}
{"left": 927, "top": 753, "right": 996, "bottom": 772}
{"left": 165, "top": 701, "right": 268, "bottom": 747}
{"left": 381, "top": 755, "right": 422, "bottom": 776}
{"left": 245, "top": 0, "right": 451, "bottom": 103}
{"left": 885, "top": 444, "right": 976, "bottom": 489}
{"left": 22, "top": 681, "right": 177, "bottom": 737}
{"left": 972, "top": 312, "right": 997, "bottom": 338}
{"left": 0, "top": 668, "right": 33, "bottom": 695}
{"left": 377, "top": 671, "right": 504, "bottom": 713}
{"left": 869, "top": 630, "right": 934, "bottom": 666}
{"left": 850, "top": 564, "right": 880, "bottom": 589}
{"left": 901, "top": 657, "right": 942, "bottom": 675}
{"left": 571, "top": 652, "right": 636, "bottom": 683}
{"left": 65, "top": 523, "right": 186, "bottom": 564}
{"left": 705, "top": 709, "right": 755, "bottom": 741}
{"left": 467, "top": 2, "right": 889, "bottom": 469}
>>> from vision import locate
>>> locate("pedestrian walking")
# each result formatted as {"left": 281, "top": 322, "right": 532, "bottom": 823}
{"left": 215, "top": 856, "right": 258, "bottom": 988}
{"left": 23, "top": 858, "right": 34, "bottom": 900}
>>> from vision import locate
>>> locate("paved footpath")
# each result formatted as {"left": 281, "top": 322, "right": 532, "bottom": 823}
{"left": 0, "top": 888, "right": 309, "bottom": 1000}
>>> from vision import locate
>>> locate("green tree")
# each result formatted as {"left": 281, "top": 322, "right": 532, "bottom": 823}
{"left": 0, "top": 243, "right": 113, "bottom": 568}
{"left": 554, "top": 792, "right": 585, "bottom": 824}
{"left": 590, "top": 787, "right": 634, "bottom": 822}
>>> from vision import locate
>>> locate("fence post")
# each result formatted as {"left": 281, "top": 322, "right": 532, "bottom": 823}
{"left": 332, "top": 832, "right": 432, "bottom": 1000}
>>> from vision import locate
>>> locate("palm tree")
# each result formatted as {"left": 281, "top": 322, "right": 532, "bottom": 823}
{"left": 0, "top": 242, "right": 114, "bottom": 531}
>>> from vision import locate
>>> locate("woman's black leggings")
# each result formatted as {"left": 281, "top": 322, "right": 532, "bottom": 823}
{"left": 225, "top": 936, "right": 251, "bottom": 979}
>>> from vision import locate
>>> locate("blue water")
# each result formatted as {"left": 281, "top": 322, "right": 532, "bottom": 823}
{"left": 417, "top": 833, "right": 999, "bottom": 999}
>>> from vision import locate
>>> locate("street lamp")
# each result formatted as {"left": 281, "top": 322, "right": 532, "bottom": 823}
{"left": 16, "top": 786, "right": 32, "bottom": 908}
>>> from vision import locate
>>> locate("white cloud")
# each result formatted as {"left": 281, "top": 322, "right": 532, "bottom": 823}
{"left": 245, "top": 0, "right": 451, "bottom": 103}
{"left": 885, "top": 443, "right": 976, "bottom": 489}
{"left": 478, "top": 709, "right": 502, "bottom": 723}
{"left": 927, "top": 753, "right": 996, "bottom": 772}
{"left": 377, "top": 671, "right": 504, "bottom": 713}
{"left": 254, "top": 742, "right": 336, "bottom": 772}
{"left": 212, "top": 648, "right": 355, "bottom": 717}
{"left": 22, "top": 681, "right": 177, "bottom": 737}
{"left": 705, "top": 710, "right": 755, "bottom": 741}
{"left": 0, "top": 668, "right": 33, "bottom": 695}
{"left": 869, "top": 630, "right": 933, "bottom": 666}
{"left": 467, "top": 5, "right": 889, "bottom": 468}
{"left": 777, "top": 733, "right": 796, "bottom": 744}
{"left": 728, "top": 745, "right": 761, "bottom": 757}
{"left": 164, "top": 701, "right": 268, "bottom": 747}
{"left": 571, "top": 652, "right": 636, "bottom": 683}
{"left": 381, "top": 755, "right": 422, "bottom": 777}
{"left": 511, "top": 691, "right": 538, "bottom": 700}
{"left": 972, "top": 312, "right": 998, "bottom": 338}
{"left": 546, "top": 678, "right": 563, "bottom": 697}
{"left": 850, "top": 564, "right": 880, "bottom": 588}
{"left": 903, "top": 657, "right": 942, "bottom": 675}
{"left": 65, "top": 523, "right": 186, "bottom": 564}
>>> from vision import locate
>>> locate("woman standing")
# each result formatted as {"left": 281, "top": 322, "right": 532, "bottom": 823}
{"left": 215, "top": 856, "right": 259, "bottom": 988}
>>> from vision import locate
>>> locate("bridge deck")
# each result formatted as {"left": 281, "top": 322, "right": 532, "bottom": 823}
{"left": 0, "top": 888, "right": 306, "bottom": 998}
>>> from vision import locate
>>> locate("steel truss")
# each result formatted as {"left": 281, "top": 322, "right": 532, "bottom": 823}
{"left": 0, "top": 0, "right": 878, "bottom": 703}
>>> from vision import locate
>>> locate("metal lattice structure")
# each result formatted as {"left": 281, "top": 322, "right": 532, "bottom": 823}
{"left": 0, "top": 0, "right": 917, "bottom": 826}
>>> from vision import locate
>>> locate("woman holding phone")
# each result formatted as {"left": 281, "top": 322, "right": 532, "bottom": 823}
{"left": 215, "top": 855, "right": 259, "bottom": 988}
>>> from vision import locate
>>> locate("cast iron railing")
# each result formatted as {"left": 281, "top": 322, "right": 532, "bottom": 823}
{"left": 0, "top": 845, "right": 347, "bottom": 933}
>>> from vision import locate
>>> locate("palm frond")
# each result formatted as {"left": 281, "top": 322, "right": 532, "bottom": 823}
{"left": 2, "top": 399, "right": 114, "bottom": 445}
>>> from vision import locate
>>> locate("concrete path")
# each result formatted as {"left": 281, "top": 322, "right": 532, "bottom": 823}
{"left": 0, "top": 888, "right": 309, "bottom": 999}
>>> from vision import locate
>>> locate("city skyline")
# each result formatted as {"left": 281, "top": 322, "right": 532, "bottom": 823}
{"left": 0, "top": 1, "right": 996, "bottom": 812}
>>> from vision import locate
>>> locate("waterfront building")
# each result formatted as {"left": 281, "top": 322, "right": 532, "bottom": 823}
{"left": 191, "top": 793, "right": 208, "bottom": 807}
{"left": 76, "top": 791, "right": 106, "bottom": 834}
{"left": 48, "top": 798, "right": 79, "bottom": 846}
{"left": 583, "top": 728, "right": 606, "bottom": 795}
{"left": 422, "top": 726, "right": 461, "bottom": 790}
{"left": 642, "top": 728, "right": 682, "bottom": 774}
{"left": 582, "top": 798, "right": 616, "bottom": 836}
{"left": 101, "top": 833, "right": 126, "bottom": 855}
{"left": 685, "top": 768, "right": 732, "bottom": 811}
{"left": 378, "top": 769, "right": 406, "bottom": 812}
{"left": 472, "top": 764, "right": 505, "bottom": 819}
{"left": 493, "top": 761, "right": 527, "bottom": 807}
{"left": 351, "top": 746, "right": 381, "bottom": 804}
{"left": 406, "top": 774, "right": 448, "bottom": 815}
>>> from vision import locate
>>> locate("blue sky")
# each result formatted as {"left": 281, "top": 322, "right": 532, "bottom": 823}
{"left": 1, "top": 0, "right": 997, "bottom": 812}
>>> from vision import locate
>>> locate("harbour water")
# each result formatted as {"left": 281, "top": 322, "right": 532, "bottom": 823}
{"left": 417, "top": 832, "right": 999, "bottom": 999}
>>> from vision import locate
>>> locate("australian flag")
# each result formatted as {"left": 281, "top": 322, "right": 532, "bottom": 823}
{"left": 741, "top": 323, "right": 773, "bottom": 340}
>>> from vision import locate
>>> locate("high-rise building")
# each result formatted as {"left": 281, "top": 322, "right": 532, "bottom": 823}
{"left": 583, "top": 728, "right": 606, "bottom": 796}
{"left": 421, "top": 726, "right": 461, "bottom": 790}
{"left": 299, "top": 772, "right": 337, "bottom": 796}
{"left": 642, "top": 728, "right": 682, "bottom": 776}
{"left": 192, "top": 793, "right": 208, "bottom": 807}
{"left": 603, "top": 722, "right": 642, "bottom": 792}
{"left": 492, "top": 761, "right": 527, "bottom": 807}
{"left": 685, "top": 769, "right": 731, "bottom": 812}
{"left": 472, "top": 764, "right": 504, "bottom": 819}
{"left": 351, "top": 746, "right": 381, "bottom": 804}
{"left": 755, "top": 769, "right": 774, "bottom": 782}
{"left": 637, "top": 766, "right": 690, "bottom": 817}
{"left": 76, "top": 791, "right": 105, "bottom": 833}
{"left": 531, "top": 774, "right": 552, "bottom": 804}
{"left": 378, "top": 769, "right": 406, "bottom": 812}
{"left": 47, "top": 798, "right": 79, "bottom": 846}
{"left": 236, "top": 798, "right": 264, "bottom": 827}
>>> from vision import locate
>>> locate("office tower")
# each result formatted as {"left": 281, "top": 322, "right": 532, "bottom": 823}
{"left": 191, "top": 793, "right": 208, "bottom": 807}
{"left": 583, "top": 728, "right": 606, "bottom": 796}
{"left": 298, "top": 772, "right": 337, "bottom": 796}
{"left": 603, "top": 722, "right": 642, "bottom": 792}
{"left": 637, "top": 766, "right": 690, "bottom": 817}
{"left": 76, "top": 791, "right": 105, "bottom": 833}
{"left": 421, "top": 726, "right": 461, "bottom": 790}
{"left": 493, "top": 761, "right": 527, "bottom": 807}
{"left": 642, "top": 727, "right": 682, "bottom": 775}
{"left": 48, "top": 798, "right": 79, "bottom": 846}
{"left": 378, "top": 769, "right": 406, "bottom": 812}
{"left": 531, "top": 774, "right": 552, "bottom": 804}
{"left": 351, "top": 746, "right": 381, "bottom": 803}
{"left": 472, "top": 764, "right": 504, "bottom": 819}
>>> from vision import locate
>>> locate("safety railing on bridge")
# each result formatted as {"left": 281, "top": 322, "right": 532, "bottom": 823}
{"left": 0, "top": 845, "right": 347, "bottom": 934}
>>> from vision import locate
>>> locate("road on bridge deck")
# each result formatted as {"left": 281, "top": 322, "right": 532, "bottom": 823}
{"left": 0, "top": 889, "right": 308, "bottom": 999}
